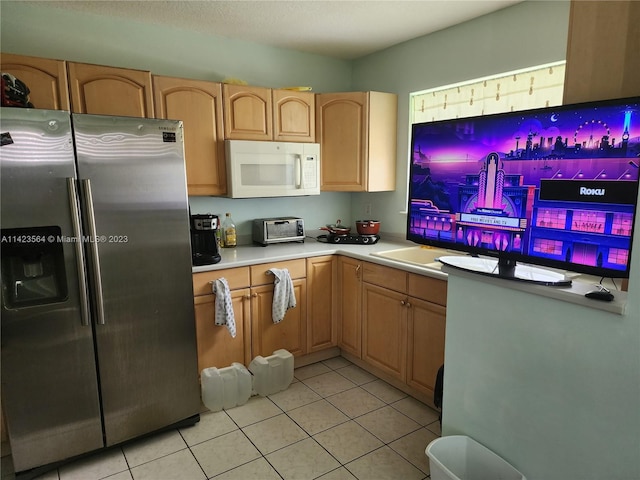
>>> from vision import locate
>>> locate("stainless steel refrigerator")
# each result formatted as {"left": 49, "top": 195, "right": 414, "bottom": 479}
{"left": 0, "top": 108, "right": 200, "bottom": 476}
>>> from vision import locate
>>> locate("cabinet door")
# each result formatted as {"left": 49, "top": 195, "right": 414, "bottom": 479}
{"left": 153, "top": 76, "right": 226, "bottom": 196}
{"left": 406, "top": 296, "right": 446, "bottom": 398}
{"left": 306, "top": 256, "right": 336, "bottom": 353}
{"left": 408, "top": 274, "right": 447, "bottom": 307}
{"left": 223, "top": 84, "right": 272, "bottom": 140}
{"left": 366, "top": 92, "right": 398, "bottom": 192}
{"left": 363, "top": 261, "right": 407, "bottom": 292}
{"left": 194, "top": 288, "right": 251, "bottom": 372}
{"left": 273, "top": 89, "right": 315, "bottom": 142}
{"left": 564, "top": 1, "right": 640, "bottom": 104}
{"left": 68, "top": 62, "right": 154, "bottom": 117}
{"left": 337, "top": 257, "right": 362, "bottom": 357}
{"left": 316, "top": 92, "right": 367, "bottom": 191}
{"left": 362, "top": 283, "right": 407, "bottom": 381}
{"left": 251, "top": 280, "right": 307, "bottom": 357}
{"left": 0, "top": 53, "right": 70, "bottom": 110}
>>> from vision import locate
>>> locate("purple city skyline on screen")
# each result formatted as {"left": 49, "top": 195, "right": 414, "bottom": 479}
{"left": 408, "top": 98, "right": 640, "bottom": 276}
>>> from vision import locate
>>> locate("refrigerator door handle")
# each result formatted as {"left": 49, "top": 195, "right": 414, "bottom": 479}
{"left": 81, "top": 178, "right": 106, "bottom": 325}
{"left": 67, "top": 177, "right": 91, "bottom": 326}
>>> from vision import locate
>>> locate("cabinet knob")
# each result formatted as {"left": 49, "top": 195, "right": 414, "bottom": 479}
{"left": 405, "top": 302, "right": 412, "bottom": 308}
{"left": 244, "top": 294, "right": 251, "bottom": 300}
{"left": 400, "top": 300, "right": 406, "bottom": 306}
{"left": 251, "top": 293, "right": 258, "bottom": 298}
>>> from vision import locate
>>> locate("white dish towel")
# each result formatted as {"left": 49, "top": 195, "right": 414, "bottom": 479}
{"left": 212, "top": 277, "right": 236, "bottom": 338}
{"left": 269, "top": 268, "right": 296, "bottom": 324}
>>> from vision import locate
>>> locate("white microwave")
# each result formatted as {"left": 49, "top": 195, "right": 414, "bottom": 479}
{"left": 225, "top": 140, "right": 320, "bottom": 198}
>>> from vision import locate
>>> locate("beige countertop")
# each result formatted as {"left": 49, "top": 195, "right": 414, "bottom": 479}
{"left": 192, "top": 235, "right": 449, "bottom": 281}
{"left": 192, "top": 234, "right": 627, "bottom": 315}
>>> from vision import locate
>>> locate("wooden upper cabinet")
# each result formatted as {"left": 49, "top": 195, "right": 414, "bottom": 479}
{"left": 273, "top": 89, "right": 315, "bottom": 142}
{"left": 222, "top": 85, "right": 315, "bottom": 142}
{"left": 67, "top": 62, "right": 154, "bottom": 118}
{"left": 317, "top": 92, "right": 366, "bottom": 190}
{"left": 316, "top": 91, "right": 397, "bottom": 192}
{"left": 564, "top": 0, "right": 640, "bottom": 104}
{"left": 223, "top": 84, "right": 272, "bottom": 140}
{"left": 0, "top": 53, "right": 70, "bottom": 110}
{"left": 153, "top": 76, "right": 226, "bottom": 196}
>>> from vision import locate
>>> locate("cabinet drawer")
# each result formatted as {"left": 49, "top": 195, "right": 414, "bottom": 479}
{"left": 408, "top": 274, "right": 447, "bottom": 306}
{"left": 193, "top": 267, "right": 251, "bottom": 296}
{"left": 250, "top": 259, "right": 306, "bottom": 286}
{"left": 362, "top": 262, "right": 408, "bottom": 293}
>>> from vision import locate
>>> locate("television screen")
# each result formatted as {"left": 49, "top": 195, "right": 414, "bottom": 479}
{"left": 408, "top": 96, "right": 640, "bottom": 282}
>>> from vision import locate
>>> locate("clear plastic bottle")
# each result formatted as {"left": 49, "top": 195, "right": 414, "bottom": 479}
{"left": 222, "top": 212, "right": 237, "bottom": 248}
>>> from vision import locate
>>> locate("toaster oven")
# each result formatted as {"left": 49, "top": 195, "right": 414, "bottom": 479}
{"left": 252, "top": 217, "right": 305, "bottom": 246}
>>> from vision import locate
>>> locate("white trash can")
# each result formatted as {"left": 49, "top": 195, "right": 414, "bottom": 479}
{"left": 426, "top": 435, "right": 526, "bottom": 480}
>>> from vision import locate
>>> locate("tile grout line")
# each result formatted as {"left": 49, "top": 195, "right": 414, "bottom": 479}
{"left": 293, "top": 362, "right": 435, "bottom": 479}
{"left": 6, "top": 358, "right": 438, "bottom": 480}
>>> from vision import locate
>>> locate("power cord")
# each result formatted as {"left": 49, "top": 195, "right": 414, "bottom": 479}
{"left": 598, "top": 277, "right": 618, "bottom": 292}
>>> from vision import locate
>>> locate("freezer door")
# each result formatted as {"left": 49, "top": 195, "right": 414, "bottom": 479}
{"left": 73, "top": 114, "right": 199, "bottom": 445}
{"left": 0, "top": 108, "right": 103, "bottom": 472}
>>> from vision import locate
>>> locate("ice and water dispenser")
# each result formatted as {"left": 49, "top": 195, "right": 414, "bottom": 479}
{"left": 1, "top": 226, "right": 68, "bottom": 308}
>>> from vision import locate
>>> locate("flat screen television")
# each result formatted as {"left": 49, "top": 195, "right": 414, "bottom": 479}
{"left": 407, "top": 96, "right": 640, "bottom": 286}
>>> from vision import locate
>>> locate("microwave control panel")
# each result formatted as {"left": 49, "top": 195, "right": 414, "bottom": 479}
{"left": 303, "top": 155, "right": 318, "bottom": 188}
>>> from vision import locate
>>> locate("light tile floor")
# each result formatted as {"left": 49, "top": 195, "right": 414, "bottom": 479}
{"left": 1, "top": 356, "right": 441, "bottom": 480}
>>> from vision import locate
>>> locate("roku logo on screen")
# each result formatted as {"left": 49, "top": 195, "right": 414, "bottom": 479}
{"left": 579, "top": 187, "right": 606, "bottom": 196}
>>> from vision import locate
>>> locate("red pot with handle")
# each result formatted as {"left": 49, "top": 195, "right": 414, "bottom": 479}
{"left": 355, "top": 220, "right": 380, "bottom": 235}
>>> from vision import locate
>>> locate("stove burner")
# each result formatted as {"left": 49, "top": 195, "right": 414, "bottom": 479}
{"left": 317, "top": 233, "right": 380, "bottom": 245}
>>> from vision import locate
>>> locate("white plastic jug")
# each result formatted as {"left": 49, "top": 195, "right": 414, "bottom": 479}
{"left": 201, "top": 362, "right": 252, "bottom": 412}
{"left": 249, "top": 349, "right": 294, "bottom": 396}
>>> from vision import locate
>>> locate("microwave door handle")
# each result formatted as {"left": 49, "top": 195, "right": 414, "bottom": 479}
{"left": 67, "top": 177, "right": 90, "bottom": 326}
{"left": 295, "top": 154, "right": 302, "bottom": 189}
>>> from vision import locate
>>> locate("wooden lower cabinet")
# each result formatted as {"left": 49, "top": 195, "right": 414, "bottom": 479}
{"left": 250, "top": 280, "right": 307, "bottom": 357}
{"left": 306, "top": 256, "right": 337, "bottom": 353}
{"left": 191, "top": 255, "right": 445, "bottom": 405}
{"left": 193, "top": 288, "right": 251, "bottom": 372}
{"left": 358, "top": 261, "right": 447, "bottom": 397}
{"left": 406, "top": 296, "right": 446, "bottom": 398}
{"left": 193, "top": 258, "right": 326, "bottom": 373}
{"left": 192, "top": 267, "right": 251, "bottom": 372}
{"left": 362, "top": 282, "right": 408, "bottom": 381}
{"left": 249, "top": 259, "right": 307, "bottom": 357}
{"left": 337, "top": 256, "right": 362, "bottom": 357}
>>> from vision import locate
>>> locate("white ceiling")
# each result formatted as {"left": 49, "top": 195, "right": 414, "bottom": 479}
{"left": 37, "top": 0, "right": 523, "bottom": 60}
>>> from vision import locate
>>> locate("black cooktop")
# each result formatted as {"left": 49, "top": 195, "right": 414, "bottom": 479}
{"left": 317, "top": 233, "right": 380, "bottom": 245}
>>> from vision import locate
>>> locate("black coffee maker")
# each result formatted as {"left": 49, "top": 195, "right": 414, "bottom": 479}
{"left": 190, "top": 214, "right": 221, "bottom": 266}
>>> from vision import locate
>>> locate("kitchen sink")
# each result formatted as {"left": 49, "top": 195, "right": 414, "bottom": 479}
{"left": 371, "top": 246, "right": 452, "bottom": 269}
